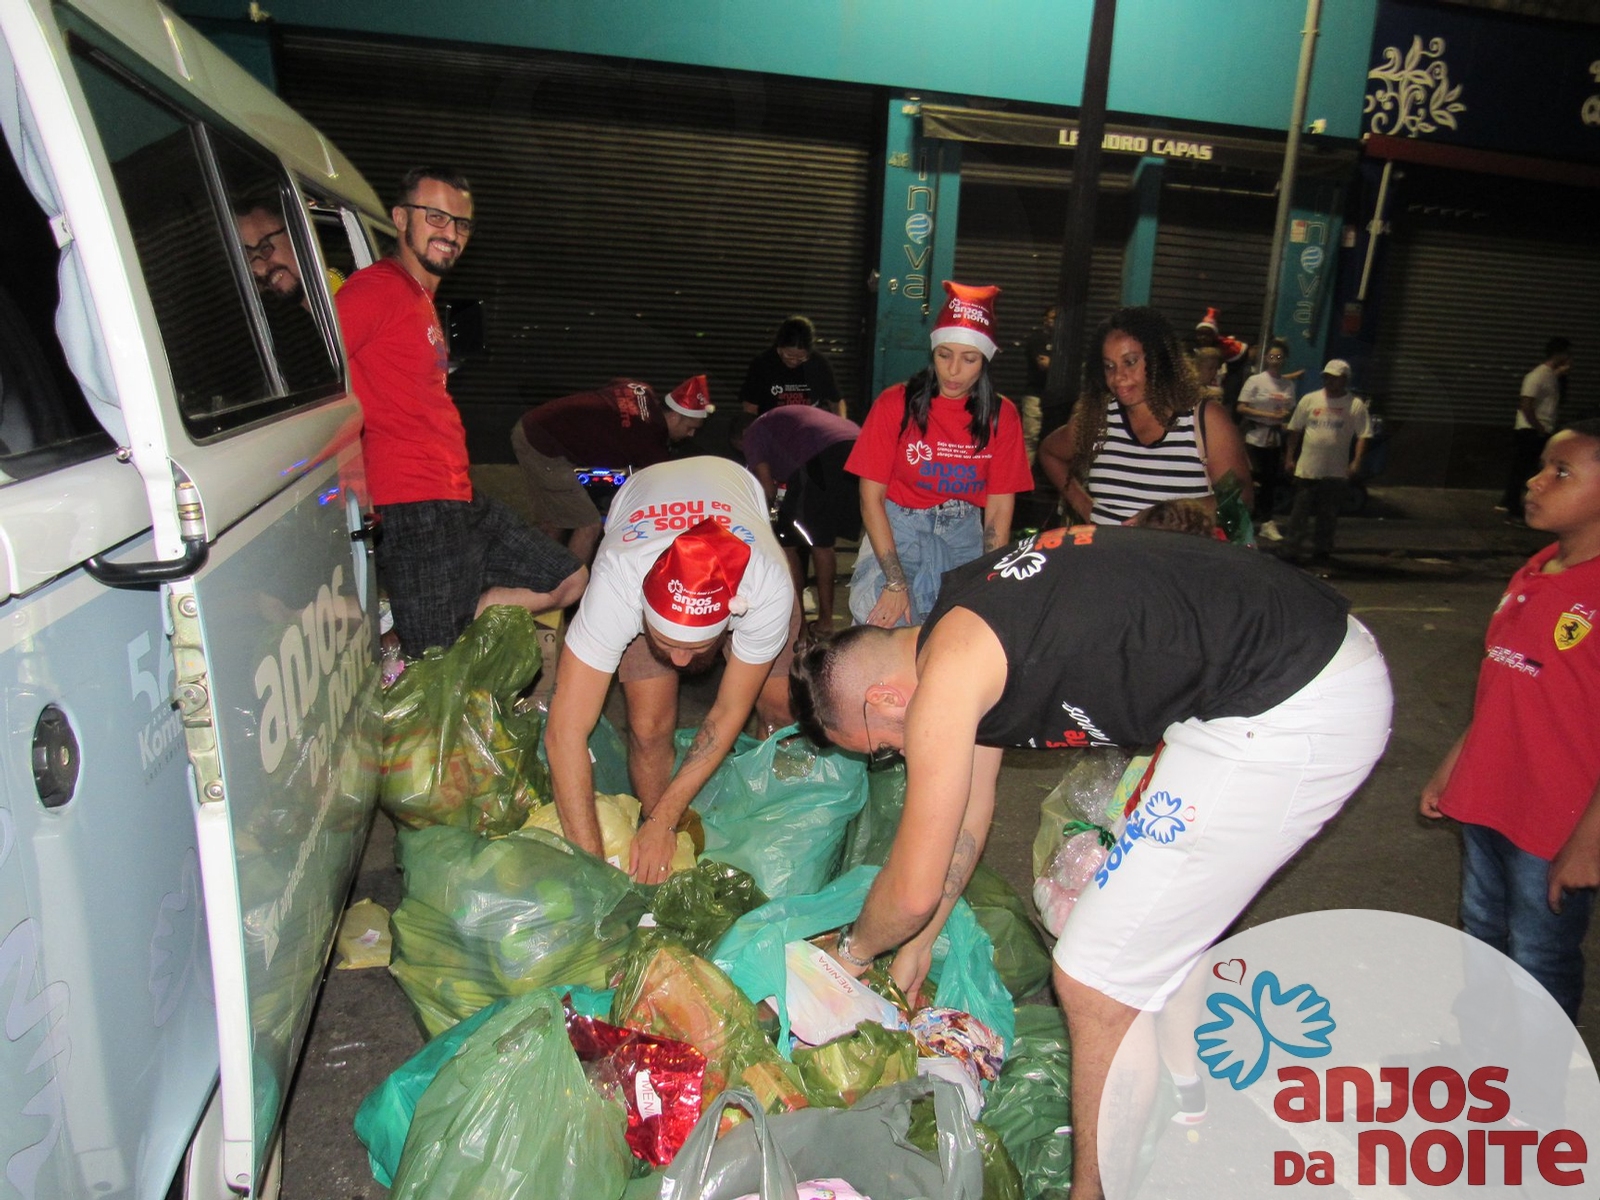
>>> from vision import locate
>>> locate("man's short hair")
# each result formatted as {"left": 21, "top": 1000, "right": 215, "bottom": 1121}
{"left": 790, "top": 625, "right": 883, "bottom": 747}
{"left": 774, "top": 315, "right": 815, "bottom": 351}
{"left": 1546, "top": 336, "right": 1572, "bottom": 360}
{"left": 232, "top": 189, "right": 283, "bottom": 222}
{"left": 396, "top": 166, "right": 473, "bottom": 207}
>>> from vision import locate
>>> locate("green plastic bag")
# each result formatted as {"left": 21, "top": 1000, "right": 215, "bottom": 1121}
{"left": 963, "top": 863, "right": 1053, "bottom": 1001}
{"left": 793, "top": 1020, "right": 917, "bottom": 1108}
{"left": 1213, "top": 469, "right": 1257, "bottom": 548}
{"left": 611, "top": 931, "right": 808, "bottom": 1113}
{"left": 661, "top": 1080, "right": 983, "bottom": 1200}
{"left": 685, "top": 727, "right": 869, "bottom": 898}
{"left": 908, "top": 1098, "right": 1025, "bottom": 1200}
{"left": 649, "top": 860, "right": 768, "bottom": 957}
{"left": 389, "top": 825, "right": 647, "bottom": 1036}
{"left": 380, "top": 606, "right": 549, "bottom": 835}
{"left": 389, "top": 989, "right": 633, "bottom": 1200}
{"left": 712, "top": 866, "right": 1014, "bottom": 1054}
{"left": 983, "top": 1006, "right": 1073, "bottom": 1199}
{"left": 838, "top": 761, "right": 907, "bottom": 873}
{"left": 353, "top": 999, "right": 507, "bottom": 1187}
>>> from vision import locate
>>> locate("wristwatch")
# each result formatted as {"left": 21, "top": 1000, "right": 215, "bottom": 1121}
{"left": 835, "top": 926, "right": 874, "bottom": 970}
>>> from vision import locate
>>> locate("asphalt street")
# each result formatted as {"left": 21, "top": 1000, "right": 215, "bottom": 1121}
{"left": 275, "top": 490, "right": 1588, "bottom": 1199}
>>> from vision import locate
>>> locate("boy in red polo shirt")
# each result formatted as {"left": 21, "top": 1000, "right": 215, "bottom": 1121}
{"left": 1422, "top": 417, "right": 1600, "bottom": 1020}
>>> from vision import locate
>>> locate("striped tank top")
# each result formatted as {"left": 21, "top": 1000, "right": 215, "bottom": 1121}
{"left": 1085, "top": 399, "right": 1212, "bottom": 523}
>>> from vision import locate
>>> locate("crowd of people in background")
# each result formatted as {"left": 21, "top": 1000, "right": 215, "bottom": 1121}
{"left": 319, "top": 162, "right": 1592, "bottom": 1200}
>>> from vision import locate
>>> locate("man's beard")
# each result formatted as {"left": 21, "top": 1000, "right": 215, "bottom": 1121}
{"left": 645, "top": 631, "right": 725, "bottom": 675}
{"left": 259, "top": 266, "right": 305, "bottom": 308}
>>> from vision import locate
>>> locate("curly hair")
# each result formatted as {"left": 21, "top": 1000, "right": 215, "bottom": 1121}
{"left": 1066, "top": 306, "right": 1201, "bottom": 484}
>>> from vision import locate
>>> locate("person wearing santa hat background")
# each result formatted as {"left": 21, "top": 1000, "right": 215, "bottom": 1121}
{"left": 512, "top": 374, "right": 712, "bottom": 564}
{"left": 1191, "top": 304, "right": 1251, "bottom": 412}
{"left": 846, "top": 280, "right": 1034, "bottom": 628}
{"left": 544, "top": 456, "right": 799, "bottom": 883}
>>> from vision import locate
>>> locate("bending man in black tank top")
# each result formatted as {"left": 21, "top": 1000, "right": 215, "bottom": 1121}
{"left": 790, "top": 524, "right": 1393, "bottom": 1200}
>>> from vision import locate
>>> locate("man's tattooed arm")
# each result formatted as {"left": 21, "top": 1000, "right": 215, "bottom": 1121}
{"left": 942, "top": 829, "right": 980, "bottom": 900}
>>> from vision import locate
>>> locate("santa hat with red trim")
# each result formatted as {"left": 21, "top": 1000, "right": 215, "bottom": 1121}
{"left": 930, "top": 280, "right": 1001, "bottom": 360}
{"left": 664, "top": 375, "right": 714, "bottom": 419}
{"left": 642, "top": 518, "right": 752, "bottom": 642}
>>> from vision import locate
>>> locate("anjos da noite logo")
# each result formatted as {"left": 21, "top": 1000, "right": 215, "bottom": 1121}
{"left": 1099, "top": 910, "right": 1600, "bottom": 1199}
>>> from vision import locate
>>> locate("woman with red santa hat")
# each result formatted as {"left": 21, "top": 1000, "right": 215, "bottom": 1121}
{"left": 845, "top": 280, "right": 1033, "bottom": 628}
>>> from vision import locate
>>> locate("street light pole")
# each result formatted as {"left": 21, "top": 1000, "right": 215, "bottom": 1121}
{"left": 1256, "top": 0, "right": 1324, "bottom": 363}
{"left": 1043, "top": 0, "right": 1118, "bottom": 438}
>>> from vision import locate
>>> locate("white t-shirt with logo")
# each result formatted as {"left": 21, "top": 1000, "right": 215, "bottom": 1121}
{"left": 1287, "top": 390, "right": 1373, "bottom": 480}
{"left": 565, "top": 457, "right": 793, "bottom": 673}
{"left": 1514, "top": 362, "right": 1561, "bottom": 432}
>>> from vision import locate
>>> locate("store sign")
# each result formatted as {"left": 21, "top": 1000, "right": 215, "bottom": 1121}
{"left": 1366, "top": 0, "right": 1600, "bottom": 163}
{"left": 1056, "top": 128, "right": 1216, "bottom": 161}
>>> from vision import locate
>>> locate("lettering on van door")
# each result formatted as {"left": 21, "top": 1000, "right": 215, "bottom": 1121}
{"left": 0, "top": 807, "right": 71, "bottom": 1198}
{"left": 252, "top": 563, "right": 365, "bottom": 778}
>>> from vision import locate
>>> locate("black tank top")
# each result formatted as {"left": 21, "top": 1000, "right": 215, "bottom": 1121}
{"left": 918, "top": 526, "right": 1350, "bottom": 748}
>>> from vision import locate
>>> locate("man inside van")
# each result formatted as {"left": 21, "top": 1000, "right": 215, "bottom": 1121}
{"left": 233, "top": 193, "right": 338, "bottom": 394}
{"left": 336, "top": 166, "right": 587, "bottom": 657}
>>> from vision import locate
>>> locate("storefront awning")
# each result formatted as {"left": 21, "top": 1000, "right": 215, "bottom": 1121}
{"left": 918, "top": 103, "right": 1356, "bottom": 178}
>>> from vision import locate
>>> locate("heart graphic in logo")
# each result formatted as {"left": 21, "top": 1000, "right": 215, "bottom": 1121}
{"left": 1184, "top": 806, "right": 1197, "bottom": 822}
{"left": 1212, "top": 958, "right": 1247, "bottom": 985}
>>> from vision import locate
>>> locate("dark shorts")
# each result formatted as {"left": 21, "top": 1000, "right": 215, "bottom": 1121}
{"left": 375, "top": 492, "right": 582, "bottom": 657}
{"left": 778, "top": 439, "right": 861, "bottom": 549}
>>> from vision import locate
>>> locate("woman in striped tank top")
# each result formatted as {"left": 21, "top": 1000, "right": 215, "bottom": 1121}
{"left": 1038, "top": 306, "right": 1252, "bottom": 525}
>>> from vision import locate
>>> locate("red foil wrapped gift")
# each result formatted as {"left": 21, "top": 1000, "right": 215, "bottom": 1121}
{"left": 565, "top": 997, "right": 707, "bottom": 1167}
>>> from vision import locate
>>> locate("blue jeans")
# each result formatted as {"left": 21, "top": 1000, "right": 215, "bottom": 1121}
{"left": 848, "top": 498, "right": 982, "bottom": 625}
{"left": 1460, "top": 823, "right": 1595, "bottom": 1021}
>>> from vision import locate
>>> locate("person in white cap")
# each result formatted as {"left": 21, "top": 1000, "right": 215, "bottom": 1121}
{"left": 544, "top": 457, "right": 799, "bottom": 882}
{"left": 846, "top": 280, "right": 1033, "bottom": 627}
{"left": 512, "top": 375, "right": 711, "bottom": 563}
{"left": 1281, "top": 359, "right": 1374, "bottom": 563}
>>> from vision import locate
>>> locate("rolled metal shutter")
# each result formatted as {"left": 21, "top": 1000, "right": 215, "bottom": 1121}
{"left": 1371, "top": 221, "right": 1600, "bottom": 427}
{"left": 953, "top": 167, "right": 1131, "bottom": 401}
{"left": 274, "top": 33, "right": 877, "bottom": 460}
{"left": 1148, "top": 183, "right": 1276, "bottom": 345}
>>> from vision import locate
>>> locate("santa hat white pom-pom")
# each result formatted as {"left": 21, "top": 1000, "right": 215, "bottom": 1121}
{"left": 727, "top": 595, "right": 749, "bottom": 616}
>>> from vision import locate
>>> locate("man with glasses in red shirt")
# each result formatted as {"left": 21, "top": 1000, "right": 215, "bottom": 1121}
{"left": 337, "top": 166, "right": 586, "bottom": 658}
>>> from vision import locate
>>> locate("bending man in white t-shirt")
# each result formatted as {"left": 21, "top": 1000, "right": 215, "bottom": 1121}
{"left": 545, "top": 458, "right": 798, "bottom": 882}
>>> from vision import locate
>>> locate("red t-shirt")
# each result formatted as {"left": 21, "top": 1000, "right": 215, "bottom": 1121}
{"left": 846, "top": 384, "right": 1032, "bottom": 510}
{"left": 336, "top": 258, "right": 471, "bottom": 505}
{"left": 1439, "top": 545, "right": 1600, "bottom": 859}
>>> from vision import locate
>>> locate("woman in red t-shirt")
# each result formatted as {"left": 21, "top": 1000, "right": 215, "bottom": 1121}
{"left": 846, "top": 282, "right": 1033, "bottom": 627}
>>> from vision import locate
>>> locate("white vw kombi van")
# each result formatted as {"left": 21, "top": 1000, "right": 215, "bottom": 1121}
{"left": 0, "top": 1, "right": 387, "bottom": 1195}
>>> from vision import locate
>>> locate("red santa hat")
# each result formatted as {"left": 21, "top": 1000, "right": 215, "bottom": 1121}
{"left": 930, "top": 281, "right": 1001, "bottom": 360}
{"left": 642, "top": 519, "right": 752, "bottom": 642}
{"left": 1196, "top": 306, "right": 1223, "bottom": 333}
{"left": 664, "top": 375, "right": 714, "bottom": 419}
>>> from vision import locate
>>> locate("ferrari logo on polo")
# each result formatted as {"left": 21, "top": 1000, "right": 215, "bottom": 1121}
{"left": 1555, "top": 610, "right": 1592, "bottom": 652}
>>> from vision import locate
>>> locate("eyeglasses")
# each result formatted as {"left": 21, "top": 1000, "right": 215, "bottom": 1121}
{"left": 861, "top": 694, "right": 902, "bottom": 771}
{"left": 401, "top": 203, "right": 475, "bottom": 236}
{"left": 243, "top": 227, "right": 287, "bottom": 262}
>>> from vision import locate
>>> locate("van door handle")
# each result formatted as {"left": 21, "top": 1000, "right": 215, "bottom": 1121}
{"left": 351, "top": 511, "right": 381, "bottom": 544}
{"left": 84, "top": 537, "right": 209, "bottom": 588}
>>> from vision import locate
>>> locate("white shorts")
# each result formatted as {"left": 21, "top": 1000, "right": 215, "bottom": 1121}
{"left": 1052, "top": 616, "right": 1393, "bottom": 1010}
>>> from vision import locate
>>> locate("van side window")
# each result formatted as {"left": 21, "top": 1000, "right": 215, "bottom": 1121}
{"left": 0, "top": 125, "right": 110, "bottom": 482}
{"left": 65, "top": 38, "right": 340, "bottom": 438}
